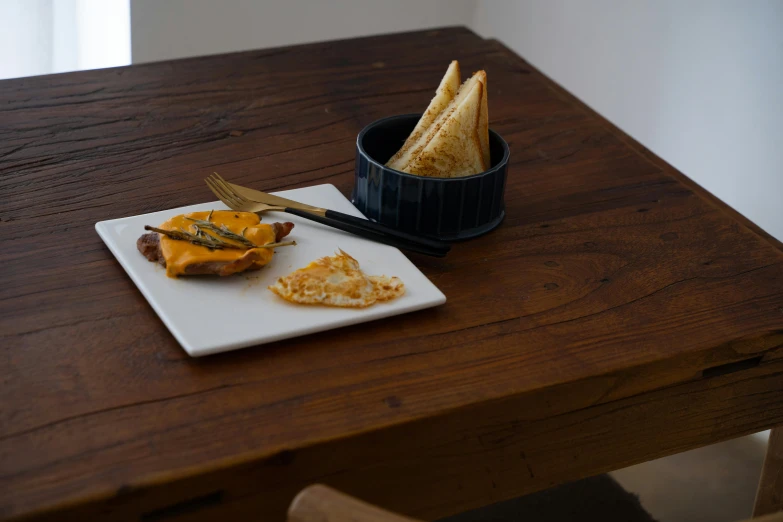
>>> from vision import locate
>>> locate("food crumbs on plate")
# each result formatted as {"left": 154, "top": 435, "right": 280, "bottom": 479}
{"left": 244, "top": 274, "right": 262, "bottom": 286}
{"left": 268, "top": 249, "right": 404, "bottom": 308}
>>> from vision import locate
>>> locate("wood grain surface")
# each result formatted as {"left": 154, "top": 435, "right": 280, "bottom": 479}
{"left": 1, "top": 27, "right": 782, "bottom": 521}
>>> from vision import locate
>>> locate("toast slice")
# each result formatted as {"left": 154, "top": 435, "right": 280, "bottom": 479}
{"left": 386, "top": 61, "right": 461, "bottom": 170}
{"left": 394, "top": 70, "right": 487, "bottom": 175}
{"left": 478, "top": 73, "right": 490, "bottom": 168}
{"left": 403, "top": 79, "right": 486, "bottom": 178}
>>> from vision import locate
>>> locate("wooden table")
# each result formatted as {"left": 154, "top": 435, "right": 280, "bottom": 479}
{"left": 2, "top": 27, "right": 782, "bottom": 522}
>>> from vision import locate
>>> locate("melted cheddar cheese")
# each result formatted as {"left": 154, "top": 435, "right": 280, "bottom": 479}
{"left": 158, "top": 211, "right": 277, "bottom": 277}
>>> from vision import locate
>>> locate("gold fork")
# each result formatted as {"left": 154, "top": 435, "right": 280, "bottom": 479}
{"left": 205, "top": 173, "right": 450, "bottom": 257}
{"left": 206, "top": 175, "right": 286, "bottom": 214}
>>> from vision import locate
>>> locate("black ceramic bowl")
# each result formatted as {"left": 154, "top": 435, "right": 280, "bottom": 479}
{"left": 352, "top": 114, "right": 509, "bottom": 241}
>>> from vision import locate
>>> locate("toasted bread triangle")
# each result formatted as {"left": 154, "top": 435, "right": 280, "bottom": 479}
{"left": 477, "top": 72, "right": 490, "bottom": 168}
{"left": 393, "top": 70, "right": 486, "bottom": 173}
{"left": 402, "top": 79, "right": 485, "bottom": 178}
{"left": 386, "top": 61, "right": 460, "bottom": 170}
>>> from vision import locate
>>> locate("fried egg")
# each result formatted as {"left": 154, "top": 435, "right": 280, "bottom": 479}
{"left": 268, "top": 250, "right": 404, "bottom": 308}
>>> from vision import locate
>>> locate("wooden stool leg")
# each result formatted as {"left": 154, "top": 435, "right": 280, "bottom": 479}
{"left": 754, "top": 427, "right": 783, "bottom": 517}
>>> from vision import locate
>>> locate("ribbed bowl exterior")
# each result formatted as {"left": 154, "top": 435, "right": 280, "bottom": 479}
{"left": 352, "top": 114, "right": 509, "bottom": 241}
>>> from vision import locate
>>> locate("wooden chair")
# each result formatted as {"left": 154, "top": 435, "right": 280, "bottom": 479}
{"left": 288, "top": 483, "right": 783, "bottom": 522}
{"left": 288, "top": 473, "right": 656, "bottom": 522}
{"left": 288, "top": 428, "right": 782, "bottom": 522}
{"left": 748, "top": 514, "right": 783, "bottom": 522}
{"left": 288, "top": 485, "right": 420, "bottom": 522}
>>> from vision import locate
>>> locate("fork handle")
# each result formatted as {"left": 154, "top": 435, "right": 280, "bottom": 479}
{"left": 282, "top": 207, "right": 450, "bottom": 257}
{"left": 322, "top": 209, "right": 451, "bottom": 251}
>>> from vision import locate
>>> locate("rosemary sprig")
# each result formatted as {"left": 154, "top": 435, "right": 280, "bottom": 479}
{"left": 184, "top": 217, "right": 256, "bottom": 248}
{"left": 144, "top": 225, "right": 295, "bottom": 250}
{"left": 145, "top": 225, "right": 234, "bottom": 249}
{"left": 254, "top": 240, "right": 297, "bottom": 249}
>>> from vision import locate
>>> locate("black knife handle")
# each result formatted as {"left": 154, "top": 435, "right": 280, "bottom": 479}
{"left": 323, "top": 209, "right": 450, "bottom": 251}
{"left": 282, "top": 207, "right": 449, "bottom": 257}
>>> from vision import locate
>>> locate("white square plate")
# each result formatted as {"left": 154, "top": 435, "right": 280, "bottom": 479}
{"left": 95, "top": 184, "right": 446, "bottom": 357}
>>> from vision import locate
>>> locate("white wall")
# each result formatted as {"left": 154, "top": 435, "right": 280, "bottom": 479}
{"left": 473, "top": 0, "right": 782, "bottom": 241}
{"left": 130, "top": 0, "right": 476, "bottom": 63}
{"left": 71, "top": 0, "right": 132, "bottom": 72}
{"left": 0, "top": 0, "right": 130, "bottom": 80}
{"left": 0, "top": 0, "right": 53, "bottom": 80}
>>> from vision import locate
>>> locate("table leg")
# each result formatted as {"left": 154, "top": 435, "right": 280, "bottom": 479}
{"left": 754, "top": 427, "right": 783, "bottom": 517}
